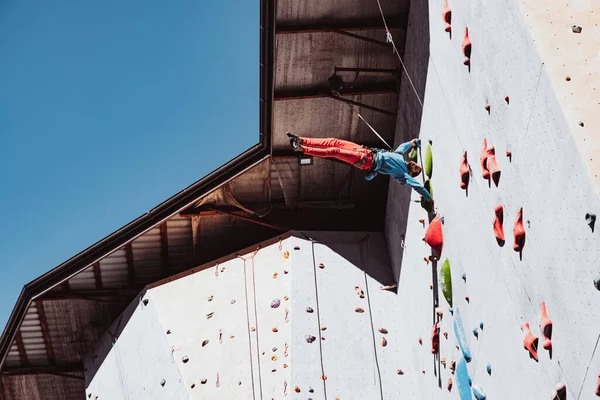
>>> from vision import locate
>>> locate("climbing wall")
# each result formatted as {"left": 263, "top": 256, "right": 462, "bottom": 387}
{"left": 88, "top": 231, "right": 451, "bottom": 399}
{"left": 84, "top": 238, "right": 294, "bottom": 399}
{"left": 385, "top": 0, "right": 600, "bottom": 398}
{"left": 84, "top": 296, "right": 189, "bottom": 399}
{"left": 286, "top": 231, "right": 411, "bottom": 399}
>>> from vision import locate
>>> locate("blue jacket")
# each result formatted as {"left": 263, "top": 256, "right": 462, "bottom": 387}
{"left": 365, "top": 141, "right": 433, "bottom": 202}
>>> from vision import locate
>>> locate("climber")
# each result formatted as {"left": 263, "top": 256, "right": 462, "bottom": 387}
{"left": 286, "top": 132, "right": 434, "bottom": 205}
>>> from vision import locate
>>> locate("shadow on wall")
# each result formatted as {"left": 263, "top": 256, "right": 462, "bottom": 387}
{"left": 83, "top": 288, "right": 147, "bottom": 387}
{"left": 384, "top": 0, "right": 431, "bottom": 283}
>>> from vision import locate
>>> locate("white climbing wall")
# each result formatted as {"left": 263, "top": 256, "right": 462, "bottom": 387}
{"left": 86, "top": 231, "right": 444, "bottom": 399}
{"left": 386, "top": 0, "right": 600, "bottom": 398}
{"left": 84, "top": 295, "right": 190, "bottom": 399}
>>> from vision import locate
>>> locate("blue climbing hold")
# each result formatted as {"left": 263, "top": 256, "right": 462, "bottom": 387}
{"left": 472, "top": 328, "right": 478, "bottom": 338}
{"left": 453, "top": 308, "right": 472, "bottom": 362}
{"left": 456, "top": 358, "right": 471, "bottom": 400}
{"left": 480, "top": 322, "right": 484, "bottom": 330}
{"left": 472, "top": 384, "right": 486, "bottom": 400}
{"left": 462, "top": 273, "right": 467, "bottom": 281}
{"left": 449, "top": 307, "right": 454, "bottom": 315}
{"left": 486, "top": 363, "right": 492, "bottom": 375}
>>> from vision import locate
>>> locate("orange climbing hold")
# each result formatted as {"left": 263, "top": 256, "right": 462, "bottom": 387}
{"left": 521, "top": 322, "right": 539, "bottom": 361}
{"left": 480, "top": 139, "right": 490, "bottom": 180}
{"left": 460, "top": 151, "right": 469, "bottom": 190}
{"left": 486, "top": 146, "right": 501, "bottom": 186}
{"left": 462, "top": 27, "right": 472, "bottom": 66}
{"left": 424, "top": 214, "right": 444, "bottom": 256}
{"left": 431, "top": 323, "right": 440, "bottom": 354}
{"left": 539, "top": 302, "right": 553, "bottom": 350}
{"left": 493, "top": 205, "right": 505, "bottom": 247}
{"left": 442, "top": 0, "right": 452, "bottom": 33}
{"left": 514, "top": 207, "right": 526, "bottom": 253}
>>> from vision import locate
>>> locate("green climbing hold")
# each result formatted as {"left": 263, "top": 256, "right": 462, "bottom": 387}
{"left": 425, "top": 143, "right": 433, "bottom": 178}
{"left": 421, "top": 180, "right": 434, "bottom": 212}
{"left": 440, "top": 258, "right": 453, "bottom": 307}
{"left": 408, "top": 147, "right": 419, "bottom": 163}
{"left": 424, "top": 180, "right": 433, "bottom": 197}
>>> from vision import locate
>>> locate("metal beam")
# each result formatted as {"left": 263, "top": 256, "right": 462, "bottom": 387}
{"left": 324, "top": 93, "right": 396, "bottom": 116}
{"left": 181, "top": 201, "right": 360, "bottom": 217}
{"left": 40, "top": 289, "right": 139, "bottom": 304}
{"left": 275, "top": 83, "right": 397, "bottom": 116}
{"left": 34, "top": 301, "right": 55, "bottom": 365}
{"left": 322, "top": 27, "right": 392, "bottom": 47}
{"left": 275, "top": 16, "right": 408, "bottom": 34}
{"left": 274, "top": 82, "right": 396, "bottom": 101}
{"left": 1, "top": 363, "right": 84, "bottom": 380}
{"left": 335, "top": 67, "right": 399, "bottom": 75}
{"left": 92, "top": 262, "right": 103, "bottom": 290}
{"left": 204, "top": 206, "right": 286, "bottom": 231}
{"left": 125, "top": 243, "right": 136, "bottom": 288}
{"left": 159, "top": 222, "right": 170, "bottom": 277}
{"left": 14, "top": 331, "right": 27, "bottom": 366}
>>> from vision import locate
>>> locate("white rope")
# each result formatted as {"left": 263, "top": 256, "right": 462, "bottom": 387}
{"left": 375, "top": 0, "right": 424, "bottom": 108}
{"left": 357, "top": 112, "right": 393, "bottom": 150}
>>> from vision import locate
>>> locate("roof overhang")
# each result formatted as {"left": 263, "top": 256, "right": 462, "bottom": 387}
{"left": 0, "top": 0, "right": 276, "bottom": 371}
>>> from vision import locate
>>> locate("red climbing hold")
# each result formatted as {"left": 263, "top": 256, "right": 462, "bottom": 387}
{"left": 521, "top": 322, "right": 539, "bottom": 361}
{"left": 442, "top": 0, "right": 452, "bottom": 33}
{"left": 595, "top": 372, "right": 600, "bottom": 396}
{"left": 460, "top": 151, "right": 469, "bottom": 190}
{"left": 493, "top": 205, "right": 505, "bottom": 246}
{"left": 539, "top": 302, "right": 553, "bottom": 350}
{"left": 486, "top": 146, "right": 501, "bottom": 186}
{"left": 462, "top": 27, "right": 472, "bottom": 66}
{"left": 480, "top": 139, "right": 490, "bottom": 180}
{"left": 513, "top": 207, "right": 526, "bottom": 253}
{"left": 552, "top": 383, "right": 566, "bottom": 400}
{"left": 424, "top": 214, "right": 444, "bottom": 256}
{"left": 431, "top": 322, "right": 440, "bottom": 354}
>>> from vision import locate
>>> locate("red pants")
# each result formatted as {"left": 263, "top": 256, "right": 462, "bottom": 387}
{"left": 301, "top": 137, "right": 374, "bottom": 170}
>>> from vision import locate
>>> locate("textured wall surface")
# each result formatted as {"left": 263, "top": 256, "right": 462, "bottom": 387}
{"left": 518, "top": 0, "right": 600, "bottom": 197}
{"left": 83, "top": 232, "right": 428, "bottom": 399}
{"left": 385, "top": 0, "right": 600, "bottom": 398}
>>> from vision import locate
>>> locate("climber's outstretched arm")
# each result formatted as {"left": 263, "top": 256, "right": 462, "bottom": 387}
{"left": 403, "top": 175, "right": 434, "bottom": 202}
{"left": 395, "top": 138, "right": 420, "bottom": 155}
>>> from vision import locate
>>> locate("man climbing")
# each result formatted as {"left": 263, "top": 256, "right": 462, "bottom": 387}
{"left": 286, "top": 133, "right": 434, "bottom": 205}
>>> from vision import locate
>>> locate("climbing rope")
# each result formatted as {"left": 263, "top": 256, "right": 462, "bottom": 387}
{"left": 374, "top": 0, "right": 424, "bottom": 108}
{"left": 309, "top": 239, "right": 329, "bottom": 400}
{"left": 356, "top": 112, "right": 393, "bottom": 150}
{"left": 238, "top": 249, "right": 262, "bottom": 400}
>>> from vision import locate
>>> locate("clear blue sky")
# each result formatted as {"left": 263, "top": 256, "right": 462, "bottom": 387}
{"left": 0, "top": 1, "right": 258, "bottom": 330}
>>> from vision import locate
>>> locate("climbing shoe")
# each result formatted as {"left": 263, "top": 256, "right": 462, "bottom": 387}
{"left": 286, "top": 132, "right": 300, "bottom": 151}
